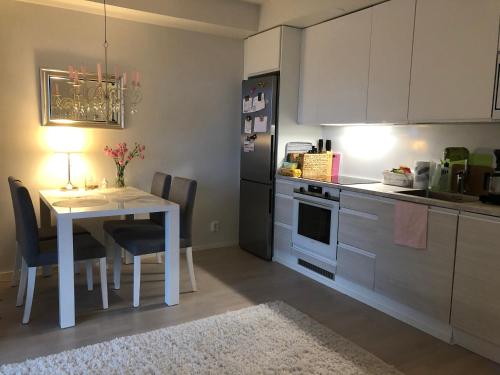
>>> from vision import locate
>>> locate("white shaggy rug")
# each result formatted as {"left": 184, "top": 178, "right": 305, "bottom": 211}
{"left": 0, "top": 301, "right": 402, "bottom": 374}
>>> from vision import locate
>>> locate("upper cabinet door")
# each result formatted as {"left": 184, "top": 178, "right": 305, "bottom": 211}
{"left": 367, "top": 0, "right": 415, "bottom": 123}
{"left": 298, "top": 21, "right": 326, "bottom": 124}
{"left": 244, "top": 27, "right": 282, "bottom": 79}
{"left": 299, "top": 9, "right": 372, "bottom": 125}
{"left": 408, "top": 0, "right": 500, "bottom": 122}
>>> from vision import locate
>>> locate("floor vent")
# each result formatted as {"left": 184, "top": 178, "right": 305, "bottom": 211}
{"left": 298, "top": 259, "right": 334, "bottom": 280}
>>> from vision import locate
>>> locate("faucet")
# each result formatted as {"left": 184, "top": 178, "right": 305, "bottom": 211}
{"left": 456, "top": 159, "right": 468, "bottom": 194}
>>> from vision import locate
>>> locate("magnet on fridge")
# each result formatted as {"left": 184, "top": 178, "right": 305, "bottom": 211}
{"left": 254, "top": 115, "right": 267, "bottom": 132}
{"left": 253, "top": 93, "right": 265, "bottom": 111}
{"left": 244, "top": 117, "right": 252, "bottom": 134}
{"left": 242, "top": 96, "right": 252, "bottom": 113}
{"left": 243, "top": 140, "right": 255, "bottom": 152}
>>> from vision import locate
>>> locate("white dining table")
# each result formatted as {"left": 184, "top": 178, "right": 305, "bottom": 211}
{"left": 39, "top": 187, "right": 180, "bottom": 329}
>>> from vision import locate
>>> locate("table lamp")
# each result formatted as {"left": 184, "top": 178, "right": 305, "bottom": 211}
{"left": 58, "top": 152, "right": 79, "bottom": 190}
{"left": 46, "top": 127, "right": 87, "bottom": 191}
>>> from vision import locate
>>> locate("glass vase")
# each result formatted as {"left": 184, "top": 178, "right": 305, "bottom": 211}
{"left": 115, "top": 164, "right": 126, "bottom": 188}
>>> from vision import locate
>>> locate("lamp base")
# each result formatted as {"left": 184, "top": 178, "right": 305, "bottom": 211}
{"left": 60, "top": 182, "right": 78, "bottom": 191}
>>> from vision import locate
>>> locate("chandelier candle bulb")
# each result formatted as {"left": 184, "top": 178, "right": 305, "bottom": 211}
{"left": 97, "top": 63, "right": 102, "bottom": 83}
{"left": 46, "top": 0, "right": 142, "bottom": 121}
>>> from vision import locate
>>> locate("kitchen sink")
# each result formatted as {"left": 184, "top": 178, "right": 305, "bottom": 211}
{"left": 396, "top": 190, "right": 480, "bottom": 203}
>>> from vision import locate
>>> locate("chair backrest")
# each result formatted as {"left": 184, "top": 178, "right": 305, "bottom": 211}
{"left": 10, "top": 180, "right": 41, "bottom": 266}
{"left": 149, "top": 172, "right": 172, "bottom": 225}
{"left": 168, "top": 177, "right": 197, "bottom": 240}
{"left": 8, "top": 176, "right": 22, "bottom": 241}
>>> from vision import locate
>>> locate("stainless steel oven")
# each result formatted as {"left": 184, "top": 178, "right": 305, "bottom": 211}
{"left": 292, "top": 184, "right": 339, "bottom": 273}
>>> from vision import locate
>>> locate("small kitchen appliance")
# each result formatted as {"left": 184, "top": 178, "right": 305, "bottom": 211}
{"left": 480, "top": 149, "right": 500, "bottom": 204}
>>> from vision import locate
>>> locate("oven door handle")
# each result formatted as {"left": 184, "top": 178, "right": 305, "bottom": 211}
{"left": 293, "top": 195, "right": 338, "bottom": 209}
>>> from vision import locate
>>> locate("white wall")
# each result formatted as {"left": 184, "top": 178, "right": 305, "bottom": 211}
{"left": 322, "top": 124, "right": 500, "bottom": 179}
{"left": 0, "top": 1, "right": 243, "bottom": 272}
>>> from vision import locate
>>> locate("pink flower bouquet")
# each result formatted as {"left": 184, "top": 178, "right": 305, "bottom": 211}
{"left": 104, "top": 142, "right": 145, "bottom": 187}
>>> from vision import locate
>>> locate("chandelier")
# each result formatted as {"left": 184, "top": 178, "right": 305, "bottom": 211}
{"left": 53, "top": 0, "right": 142, "bottom": 121}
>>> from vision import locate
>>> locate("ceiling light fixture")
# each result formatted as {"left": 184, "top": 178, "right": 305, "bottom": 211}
{"left": 62, "top": 0, "right": 142, "bottom": 120}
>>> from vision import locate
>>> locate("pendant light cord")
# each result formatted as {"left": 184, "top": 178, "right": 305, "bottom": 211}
{"left": 103, "top": 0, "right": 109, "bottom": 121}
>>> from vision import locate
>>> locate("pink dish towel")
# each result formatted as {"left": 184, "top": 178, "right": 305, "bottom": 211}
{"left": 394, "top": 201, "right": 428, "bottom": 249}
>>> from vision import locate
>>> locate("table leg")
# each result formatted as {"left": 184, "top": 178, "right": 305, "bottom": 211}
{"left": 40, "top": 198, "right": 53, "bottom": 277}
{"left": 164, "top": 207, "right": 179, "bottom": 305}
{"left": 57, "top": 215, "right": 75, "bottom": 328}
{"left": 124, "top": 214, "right": 134, "bottom": 264}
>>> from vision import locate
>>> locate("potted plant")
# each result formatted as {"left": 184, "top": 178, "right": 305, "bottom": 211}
{"left": 104, "top": 142, "right": 145, "bottom": 187}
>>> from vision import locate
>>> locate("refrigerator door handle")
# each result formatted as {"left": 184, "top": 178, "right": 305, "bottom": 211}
{"left": 268, "top": 188, "right": 273, "bottom": 214}
{"left": 270, "top": 134, "right": 274, "bottom": 182}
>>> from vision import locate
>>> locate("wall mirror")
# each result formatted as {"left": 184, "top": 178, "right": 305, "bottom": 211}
{"left": 40, "top": 68, "right": 124, "bottom": 129}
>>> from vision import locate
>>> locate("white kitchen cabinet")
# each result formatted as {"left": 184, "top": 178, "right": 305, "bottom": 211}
{"left": 299, "top": 9, "right": 372, "bottom": 125}
{"left": 338, "top": 191, "right": 458, "bottom": 323}
{"left": 367, "top": 0, "right": 415, "bottom": 123}
{"left": 337, "top": 244, "right": 375, "bottom": 290}
{"left": 451, "top": 212, "right": 500, "bottom": 349}
{"left": 275, "top": 193, "right": 293, "bottom": 226}
{"left": 273, "top": 178, "right": 304, "bottom": 263}
{"left": 408, "top": 0, "right": 500, "bottom": 122}
{"left": 244, "top": 27, "right": 281, "bottom": 79}
{"left": 274, "top": 223, "right": 293, "bottom": 260}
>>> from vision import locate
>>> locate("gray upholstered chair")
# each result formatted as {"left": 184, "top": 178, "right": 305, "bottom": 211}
{"left": 10, "top": 180, "right": 108, "bottom": 324}
{"left": 103, "top": 172, "right": 172, "bottom": 274}
{"left": 8, "top": 176, "right": 89, "bottom": 287}
{"left": 111, "top": 177, "right": 197, "bottom": 307}
{"left": 103, "top": 173, "right": 171, "bottom": 236}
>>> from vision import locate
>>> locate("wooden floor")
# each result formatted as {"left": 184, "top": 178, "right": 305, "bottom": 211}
{"left": 0, "top": 246, "right": 499, "bottom": 374}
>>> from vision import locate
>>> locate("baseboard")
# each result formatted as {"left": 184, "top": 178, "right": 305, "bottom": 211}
{"left": 193, "top": 241, "right": 238, "bottom": 251}
{"left": 453, "top": 328, "right": 500, "bottom": 364}
{"left": 0, "top": 271, "right": 11, "bottom": 282}
{"left": 0, "top": 242, "right": 238, "bottom": 276}
{"left": 0, "top": 267, "right": 49, "bottom": 282}
{"left": 273, "top": 255, "right": 453, "bottom": 343}
{"left": 333, "top": 276, "right": 453, "bottom": 343}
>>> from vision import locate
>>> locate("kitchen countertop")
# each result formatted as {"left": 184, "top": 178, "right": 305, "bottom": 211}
{"left": 276, "top": 174, "right": 500, "bottom": 218}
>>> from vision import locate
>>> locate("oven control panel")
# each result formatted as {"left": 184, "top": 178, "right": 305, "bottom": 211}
{"left": 294, "top": 184, "right": 339, "bottom": 201}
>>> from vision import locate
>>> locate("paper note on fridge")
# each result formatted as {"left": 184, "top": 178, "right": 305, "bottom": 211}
{"left": 242, "top": 96, "right": 252, "bottom": 113}
{"left": 254, "top": 116, "right": 267, "bottom": 133}
{"left": 244, "top": 118, "right": 252, "bottom": 134}
{"left": 243, "top": 140, "right": 255, "bottom": 152}
{"left": 252, "top": 93, "right": 265, "bottom": 111}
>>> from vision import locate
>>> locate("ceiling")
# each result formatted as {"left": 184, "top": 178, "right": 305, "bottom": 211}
{"left": 257, "top": 0, "right": 387, "bottom": 31}
{"left": 17, "top": 0, "right": 387, "bottom": 38}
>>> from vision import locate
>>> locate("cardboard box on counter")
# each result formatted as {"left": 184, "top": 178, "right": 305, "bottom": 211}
{"left": 300, "top": 153, "right": 333, "bottom": 180}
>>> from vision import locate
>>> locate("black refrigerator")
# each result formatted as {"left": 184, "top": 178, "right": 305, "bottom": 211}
{"left": 239, "top": 73, "right": 279, "bottom": 260}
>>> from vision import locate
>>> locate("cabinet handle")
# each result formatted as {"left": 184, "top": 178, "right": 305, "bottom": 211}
{"left": 339, "top": 208, "right": 378, "bottom": 221}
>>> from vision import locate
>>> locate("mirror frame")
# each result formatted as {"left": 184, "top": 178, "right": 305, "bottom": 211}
{"left": 40, "top": 68, "right": 124, "bottom": 129}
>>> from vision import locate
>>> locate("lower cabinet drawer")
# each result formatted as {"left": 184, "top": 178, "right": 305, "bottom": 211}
{"left": 338, "top": 208, "right": 380, "bottom": 252}
{"left": 276, "top": 179, "right": 306, "bottom": 196}
{"left": 275, "top": 194, "right": 293, "bottom": 226}
{"left": 337, "top": 244, "right": 375, "bottom": 290}
{"left": 274, "top": 224, "right": 292, "bottom": 256}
